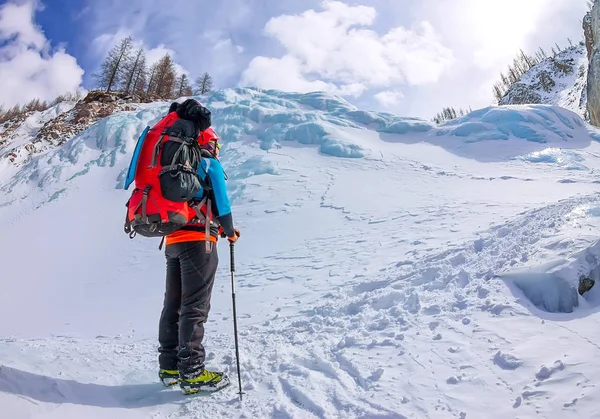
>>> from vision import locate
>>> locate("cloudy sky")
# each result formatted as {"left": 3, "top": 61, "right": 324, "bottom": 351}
{"left": 0, "top": 0, "right": 590, "bottom": 119}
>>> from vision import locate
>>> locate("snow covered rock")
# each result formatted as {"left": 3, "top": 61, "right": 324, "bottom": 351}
{"left": 37, "top": 97, "right": 137, "bottom": 146}
{"left": 502, "top": 83, "right": 543, "bottom": 105}
{"left": 501, "top": 45, "right": 587, "bottom": 118}
{"left": 0, "top": 92, "right": 139, "bottom": 166}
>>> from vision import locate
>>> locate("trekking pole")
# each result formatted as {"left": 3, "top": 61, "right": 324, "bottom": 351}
{"left": 230, "top": 242, "right": 244, "bottom": 401}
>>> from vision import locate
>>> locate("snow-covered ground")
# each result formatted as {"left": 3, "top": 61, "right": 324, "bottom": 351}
{"left": 2, "top": 88, "right": 600, "bottom": 418}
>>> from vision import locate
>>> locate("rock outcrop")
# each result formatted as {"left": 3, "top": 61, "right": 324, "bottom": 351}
{"left": 1, "top": 91, "right": 139, "bottom": 166}
{"left": 584, "top": 11, "right": 594, "bottom": 59}
{"left": 500, "top": 45, "right": 587, "bottom": 117}
{"left": 584, "top": 1, "right": 600, "bottom": 126}
{"left": 501, "top": 83, "right": 542, "bottom": 105}
{"left": 36, "top": 95, "right": 137, "bottom": 145}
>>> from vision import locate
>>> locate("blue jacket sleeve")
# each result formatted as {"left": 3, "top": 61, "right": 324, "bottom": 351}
{"left": 205, "top": 158, "right": 235, "bottom": 237}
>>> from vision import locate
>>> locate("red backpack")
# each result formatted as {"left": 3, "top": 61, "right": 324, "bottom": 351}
{"left": 123, "top": 100, "right": 212, "bottom": 241}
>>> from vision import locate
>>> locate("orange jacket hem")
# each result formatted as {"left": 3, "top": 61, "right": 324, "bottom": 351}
{"left": 165, "top": 231, "right": 217, "bottom": 246}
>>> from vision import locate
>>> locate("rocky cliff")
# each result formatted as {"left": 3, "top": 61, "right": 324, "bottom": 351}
{"left": 584, "top": 1, "right": 600, "bottom": 126}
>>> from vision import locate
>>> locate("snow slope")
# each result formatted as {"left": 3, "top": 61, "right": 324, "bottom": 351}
{"left": 501, "top": 44, "right": 588, "bottom": 118}
{"left": 3, "top": 88, "right": 600, "bottom": 418}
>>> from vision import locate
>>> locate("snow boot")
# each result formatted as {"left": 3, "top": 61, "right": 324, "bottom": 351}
{"left": 159, "top": 369, "right": 180, "bottom": 387}
{"left": 179, "top": 368, "right": 230, "bottom": 394}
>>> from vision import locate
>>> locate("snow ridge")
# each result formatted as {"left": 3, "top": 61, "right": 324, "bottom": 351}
{"left": 2, "top": 87, "right": 599, "bottom": 212}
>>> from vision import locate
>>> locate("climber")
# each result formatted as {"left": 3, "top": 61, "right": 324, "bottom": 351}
{"left": 157, "top": 125, "right": 240, "bottom": 394}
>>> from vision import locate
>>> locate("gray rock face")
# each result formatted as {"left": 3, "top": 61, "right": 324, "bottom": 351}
{"left": 585, "top": 2, "right": 600, "bottom": 126}
{"left": 587, "top": 52, "right": 600, "bottom": 126}
{"left": 584, "top": 11, "right": 593, "bottom": 59}
{"left": 501, "top": 83, "right": 542, "bottom": 105}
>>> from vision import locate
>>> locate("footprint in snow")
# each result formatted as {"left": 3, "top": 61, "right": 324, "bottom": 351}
{"left": 423, "top": 305, "right": 441, "bottom": 315}
{"left": 368, "top": 368, "right": 384, "bottom": 381}
{"left": 521, "top": 389, "right": 548, "bottom": 400}
{"left": 535, "top": 360, "right": 565, "bottom": 381}
{"left": 513, "top": 396, "right": 522, "bottom": 408}
{"left": 493, "top": 351, "right": 522, "bottom": 370}
{"left": 446, "top": 376, "right": 460, "bottom": 384}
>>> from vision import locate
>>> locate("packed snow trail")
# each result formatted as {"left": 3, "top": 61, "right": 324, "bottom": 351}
{"left": 3, "top": 192, "right": 600, "bottom": 418}
{"left": 2, "top": 88, "right": 600, "bottom": 418}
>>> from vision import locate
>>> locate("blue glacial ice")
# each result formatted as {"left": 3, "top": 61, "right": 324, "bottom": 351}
{"left": 506, "top": 271, "right": 579, "bottom": 313}
{"left": 513, "top": 147, "right": 587, "bottom": 170}
{"left": 3, "top": 87, "right": 600, "bottom": 200}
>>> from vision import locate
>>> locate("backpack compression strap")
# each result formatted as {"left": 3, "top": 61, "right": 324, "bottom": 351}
{"left": 192, "top": 157, "right": 217, "bottom": 253}
{"left": 150, "top": 133, "right": 190, "bottom": 168}
{"left": 191, "top": 195, "right": 215, "bottom": 253}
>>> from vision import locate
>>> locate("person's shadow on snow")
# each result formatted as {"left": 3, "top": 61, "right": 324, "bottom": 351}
{"left": 0, "top": 364, "right": 208, "bottom": 408}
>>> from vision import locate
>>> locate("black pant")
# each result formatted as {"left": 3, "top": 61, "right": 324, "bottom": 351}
{"left": 158, "top": 241, "right": 218, "bottom": 376}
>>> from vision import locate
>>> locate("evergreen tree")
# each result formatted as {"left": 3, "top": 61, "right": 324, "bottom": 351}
{"left": 132, "top": 52, "right": 148, "bottom": 95}
{"left": 153, "top": 54, "right": 177, "bottom": 99}
{"left": 24, "top": 98, "right": 48, "bottom": 112}
{"left": 493, "top": 83, "right": 504, "bottom": 103}
{"left": 432, "top": 106, "right": 469, "bottom": 124}
{"left": 121, "top": 47, "right": 146, "bottom": 94}
{"left": 195, "top": 72, "right": 213, "bottom": 95}
{"left": 175, "top": 73, "right": 192, "bottom": 97}
{"left": 93, "top": 36, "right": 134, "bottom": 92}
{"left": 146, "top": 63, "right": 158, "bottom": 96}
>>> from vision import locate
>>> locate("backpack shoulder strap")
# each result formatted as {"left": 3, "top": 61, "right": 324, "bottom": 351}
{"left": 197, "top": 157, "right": 212, "bottom": 191}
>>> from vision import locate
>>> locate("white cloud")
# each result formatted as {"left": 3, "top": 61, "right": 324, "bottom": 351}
{"left": 144, "top": 44, "right": 188, "bottom": 76}
{"left": 240, "top": 0, "right": 453, "bottom": 97}
{"left": 82, "top": 0, "right": 261, "bottom": 91}
{"left": 241, "top": 54, "right": 367, "bottom": 97}
{"left": 206, "top": 34, "right": 246, "bottom": 83}
{"left": 374, "top": 90, "right": 404, "bottom": 107}
{"left": 404, "top": 0, "right": 589, "bottom": 117}
{"left": 419, "top": 0, "right": 548, "bottom": 70}
{"left": 78, "top": 0, "right": 591, "bottom": 118}
{"left": 0, "top": 0, "right": 84, "bottom": 108}
{"left": 92, "top": 31, "right": 190, "bottom": 79}
{"left": 91, "top": 28, "right": 132, "bottom": 58}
